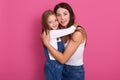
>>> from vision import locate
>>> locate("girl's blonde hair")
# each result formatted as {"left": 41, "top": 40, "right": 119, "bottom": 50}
{"left": 41, "top": 10, "right": 55, "bottom": 34}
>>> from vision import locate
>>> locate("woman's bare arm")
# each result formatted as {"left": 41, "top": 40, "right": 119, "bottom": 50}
{"left": 41, "top": 30, "right": 84, "bottom": 64}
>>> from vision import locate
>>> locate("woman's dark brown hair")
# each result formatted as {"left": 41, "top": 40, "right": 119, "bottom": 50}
{"left": 41, "top": 10, "right": 55, "bottom": 34}
{"left": 54, "top": 2, "right": 87, "bottom": 46}
{"left": 54, "top": 2, "right": 75, "bottom": 28}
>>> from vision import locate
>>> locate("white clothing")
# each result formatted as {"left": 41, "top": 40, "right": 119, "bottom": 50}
{"left": 65, "top": 40, "right": 86, "bottom": 66}
{"left": 48, "top": 26, "right": 76, "bottom": 60}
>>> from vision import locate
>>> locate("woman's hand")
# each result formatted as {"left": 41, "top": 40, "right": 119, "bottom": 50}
{"left": 41, "top": 31, "right": 50, "bottom": 46}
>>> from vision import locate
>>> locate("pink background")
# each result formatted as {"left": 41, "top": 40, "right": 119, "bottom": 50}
{"left": 0, "top": 0, "right": 120, "bottom": 80}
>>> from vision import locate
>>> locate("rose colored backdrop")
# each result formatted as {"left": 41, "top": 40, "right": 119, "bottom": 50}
{"left": 0, "top": 0, "right": 120, "bottom": 80}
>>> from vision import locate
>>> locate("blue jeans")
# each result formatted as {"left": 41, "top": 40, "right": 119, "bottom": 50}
{"left": 44, "top": 60, "right": 63, "bottom": 80}
{"left": 62, "top": 65, "right": 85, "bottom": 80}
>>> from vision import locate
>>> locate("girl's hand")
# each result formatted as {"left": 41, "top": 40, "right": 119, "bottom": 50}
{"left": 41, "top": 31, "right": 50, "bottom": 46}
{"left": 73, "top": 22, "right": 79, "bottom": 27}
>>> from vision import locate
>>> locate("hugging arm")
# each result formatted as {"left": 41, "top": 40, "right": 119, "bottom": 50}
{"left": 43, "top": 31, "right": 84, "bottom": 64}
{"left": 50, "top": 25, "right": 76, "bottom": 39}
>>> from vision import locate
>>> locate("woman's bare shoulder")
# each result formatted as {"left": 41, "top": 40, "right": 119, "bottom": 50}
{"left": 71, "top": 30, "right": 83, "bottom": 42}
{"left": 71, "top": 26, "right": 87, "bottom": 43}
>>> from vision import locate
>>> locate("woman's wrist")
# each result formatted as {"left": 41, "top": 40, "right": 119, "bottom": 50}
{"left": 44, "top": 41, "right": 50, "bottom": 47}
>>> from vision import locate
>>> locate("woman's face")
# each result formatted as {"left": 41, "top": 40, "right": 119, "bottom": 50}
{"left": 56, "top": 8, "right": 70, "bottom": 28}
{"left": 47, "top": 14, "right": 59, "bottom": 30}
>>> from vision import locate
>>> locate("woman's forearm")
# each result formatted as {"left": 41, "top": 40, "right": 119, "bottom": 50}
{"left": 45, "top": 43, "right": 66, "bottom": 64}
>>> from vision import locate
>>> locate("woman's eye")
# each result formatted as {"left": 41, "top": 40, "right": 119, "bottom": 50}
{"left": 64, "top": 13, "right": 67, "bottom": 16}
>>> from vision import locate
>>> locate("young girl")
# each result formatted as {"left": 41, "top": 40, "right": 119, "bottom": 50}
{"left": 41, "top": 10, "right": 78, "bottom": 80}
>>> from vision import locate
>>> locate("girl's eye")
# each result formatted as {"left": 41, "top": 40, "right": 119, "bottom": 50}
{"left": 48, "top": 21, "right": 52, "bottom": 24}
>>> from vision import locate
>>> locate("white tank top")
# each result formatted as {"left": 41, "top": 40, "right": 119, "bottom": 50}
{"left": 65, "top": 40, "right": 86, "bottom": 66}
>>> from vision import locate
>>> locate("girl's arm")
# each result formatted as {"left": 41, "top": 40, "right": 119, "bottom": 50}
{"left": 50, "top": 25, "right": 76, "bottom": 39}
{"left": 42, "top": 30, "right": 84, "bottom": 64}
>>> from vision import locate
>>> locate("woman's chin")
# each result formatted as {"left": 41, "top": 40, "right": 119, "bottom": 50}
{"left": 61, "top": 24, "right": 67, "bottom": 27}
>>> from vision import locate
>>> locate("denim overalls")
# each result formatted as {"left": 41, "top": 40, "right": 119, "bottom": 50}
{"left": 44, "top": 41, "right": 64, "bottom": 80}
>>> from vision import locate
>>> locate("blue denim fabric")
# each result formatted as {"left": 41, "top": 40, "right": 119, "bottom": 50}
{"left": 44, "top": 41, "right": 64, "bottom": 80}
{"left": 62, "top": 65, "right": 85, "bottom": 80}
{"left": 44, "top": 60, "right": 63, "bottom": 80}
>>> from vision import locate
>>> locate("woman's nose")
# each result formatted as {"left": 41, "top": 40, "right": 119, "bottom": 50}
{"left": 61, "top": 15, "right": 64, "bottom": 20}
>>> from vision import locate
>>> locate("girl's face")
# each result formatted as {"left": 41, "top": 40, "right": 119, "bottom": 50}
{"left": 56, "top": 8, "right": 70, "bottom": 28}
{"left": 47, "top": 14, "right": 59, "bottom": 30}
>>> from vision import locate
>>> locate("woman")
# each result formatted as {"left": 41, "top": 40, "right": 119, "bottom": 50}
{"left": 41, "top": 2, "right": 87, "bottom": 80}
